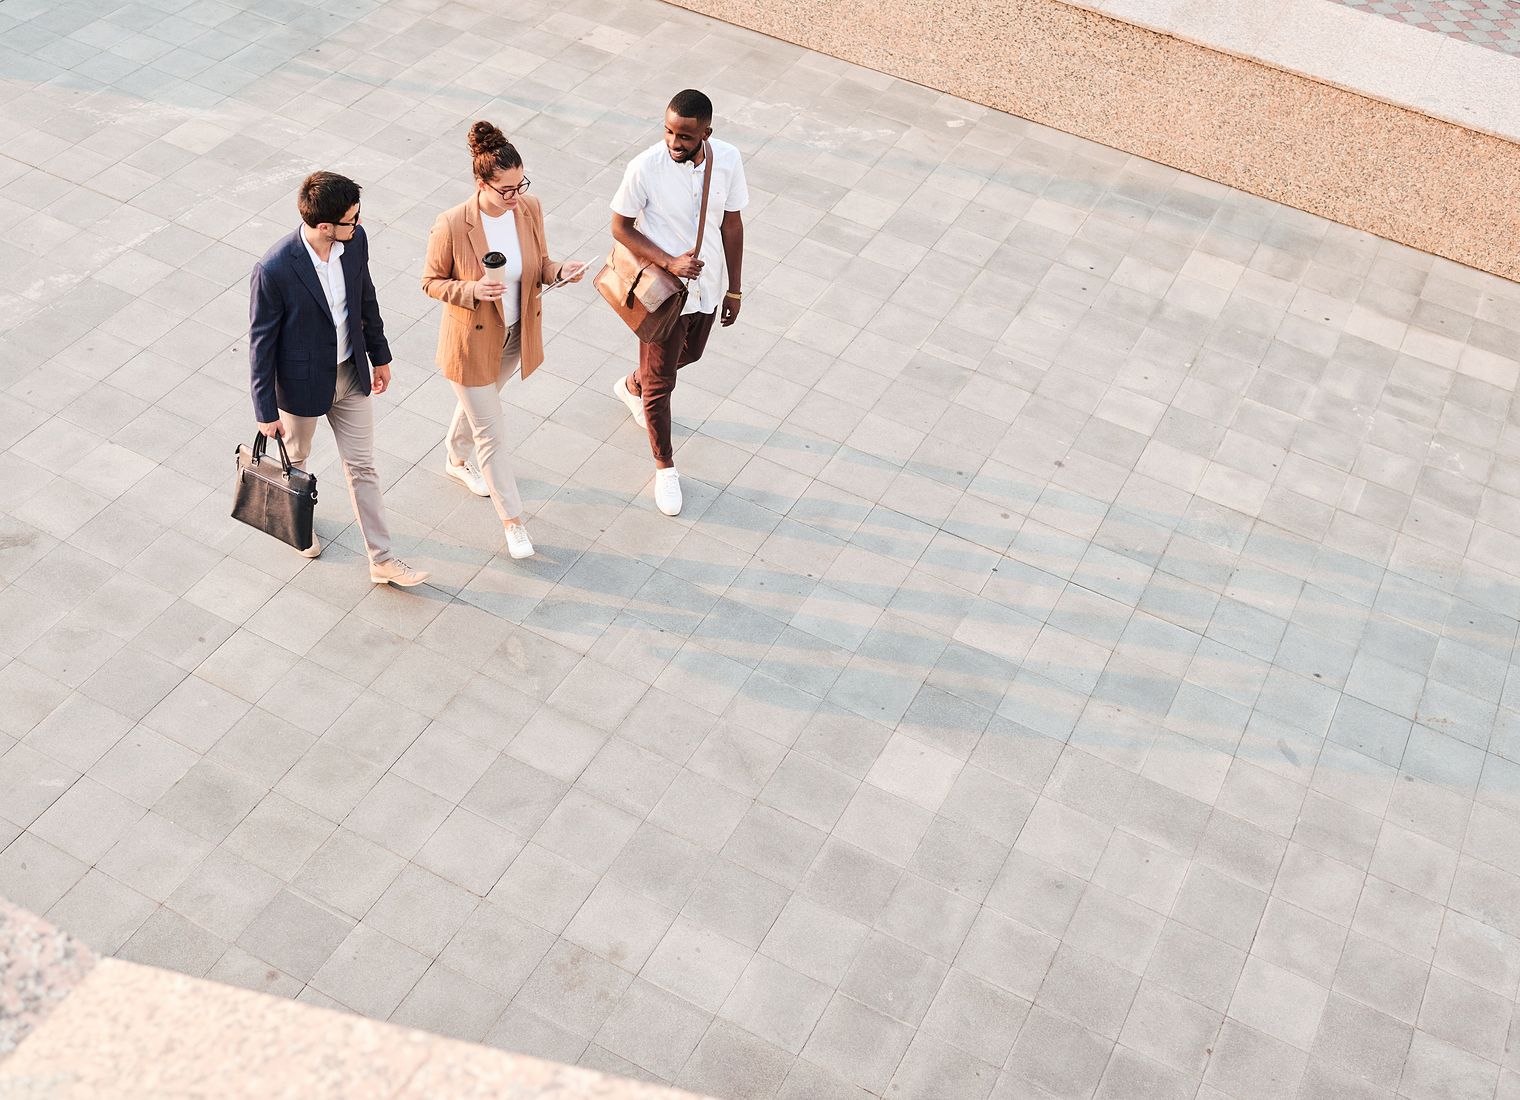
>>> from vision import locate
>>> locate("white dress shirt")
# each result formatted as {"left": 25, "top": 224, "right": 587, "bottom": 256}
{"left": 301, "top": 230, "right": 351, "bottom": 364}
{"left": 610, "top": 138, "right": 749, "bottom": 316}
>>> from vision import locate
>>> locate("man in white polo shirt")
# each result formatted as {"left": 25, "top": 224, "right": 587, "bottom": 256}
{"left": 610, "top": 89, "right": 749, "bottom": 516}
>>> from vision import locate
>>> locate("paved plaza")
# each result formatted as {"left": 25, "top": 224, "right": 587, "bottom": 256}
{"left": 3, "top": 0, "right": 1520, "bottom": 1097}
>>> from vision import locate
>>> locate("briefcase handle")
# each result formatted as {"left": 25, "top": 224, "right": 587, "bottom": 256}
{"left": 250, "top": 431, "right": 295, "bottom": 476}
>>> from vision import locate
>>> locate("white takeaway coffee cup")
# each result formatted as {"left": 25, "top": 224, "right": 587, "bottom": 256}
{"left": 481, "top": 251, "right": 505, "bottom": 286}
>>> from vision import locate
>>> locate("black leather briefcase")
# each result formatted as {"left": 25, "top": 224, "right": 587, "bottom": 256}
{"left": 231, "top": 433, "right": 317, "bottom": 551}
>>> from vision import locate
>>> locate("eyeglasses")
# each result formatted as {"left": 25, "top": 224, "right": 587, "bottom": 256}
{"left": 334, "top": 207, "right": 361, "bottom": 227}
{"left": 487, "top": 178, "right": 531, "bottom": 199}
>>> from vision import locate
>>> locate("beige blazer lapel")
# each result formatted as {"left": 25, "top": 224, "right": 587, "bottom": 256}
{"left": 464, "top": 193, "right": 504, "bottom": 328}
{"left": 514, "top": 200, "right": 541, "bottom": 327}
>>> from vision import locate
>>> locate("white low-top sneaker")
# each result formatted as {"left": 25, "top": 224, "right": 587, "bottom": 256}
{"left": 370, "top": 558, "right": 430, "bottom": 587}
{"left": 446, "top": 459, "right": 489, "bottom": 497}
{"left": 654, "top": 467, "right": 682, "bottom": 516}
{"left": 613, "top": 374, "right": 647, "bottom": 429}
{"left": 505, "top": 521, "right": 535, "bottom": 559}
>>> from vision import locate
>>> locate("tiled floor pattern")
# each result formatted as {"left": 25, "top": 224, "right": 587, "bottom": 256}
{"left": 1328, "top": 0, "right": 1520, "bottom": 53}
{"left": 2, "top": 0, "right": 1520, "bottom": 1098}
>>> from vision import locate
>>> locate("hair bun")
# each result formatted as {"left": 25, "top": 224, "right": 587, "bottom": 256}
{"left": 468, "top": 120, "right": 508, "bottom": 156}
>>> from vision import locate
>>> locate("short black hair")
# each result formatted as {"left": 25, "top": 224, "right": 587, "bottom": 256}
{"left": 297, "top": 171, "right": 361, "bottom": 227}
{"left": 667, "top": 89, "right": 713, "bottom": 123}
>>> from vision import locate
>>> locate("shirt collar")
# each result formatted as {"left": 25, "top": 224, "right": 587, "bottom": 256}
{"left": 300, "top": 228, "right": 344, "bottom": 268}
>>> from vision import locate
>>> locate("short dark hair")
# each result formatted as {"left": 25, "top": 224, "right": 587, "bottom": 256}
{"left": 297, "top": 171, "right": 361, "bottom": 227}
{"left": 668, "top": 89, "right": 713, "bottom": 123}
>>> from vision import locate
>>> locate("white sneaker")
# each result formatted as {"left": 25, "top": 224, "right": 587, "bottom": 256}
{"left": 370, "top": 558, "right": 430, "bottom": 587}
{"left": 446, "top": 458, "right": 489, "bottom": 497}
{"left": 299, "top": 534, "right": 322, "bottom": 558}
{"left": 654, "top": 467, "right": 682, "bottom": 516}
{"left": 505, "top": 521, "right": 535, "bottom": 559}
{"left": 613, "top": 373, "right": 647, "bottom": 429}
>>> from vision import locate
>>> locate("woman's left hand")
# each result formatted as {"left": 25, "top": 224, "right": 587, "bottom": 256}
{"left": 561, "top": 261, "right": 588, "bottom": 284}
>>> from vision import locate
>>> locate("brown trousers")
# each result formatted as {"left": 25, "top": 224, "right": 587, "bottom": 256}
{"left": 628, "top": 309, "right": 716, "bottom": 467}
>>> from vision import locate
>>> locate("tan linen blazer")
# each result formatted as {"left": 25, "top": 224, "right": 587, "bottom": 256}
{"left": 421, "top": 192, "right": 564, "bottom": 387}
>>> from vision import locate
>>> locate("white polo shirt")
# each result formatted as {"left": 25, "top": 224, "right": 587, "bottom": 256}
{"left": 301, "top": 231, "right": 351, "bottom": 365}
{"left": 610, "top": 138, "right": 749, "bottom": 316}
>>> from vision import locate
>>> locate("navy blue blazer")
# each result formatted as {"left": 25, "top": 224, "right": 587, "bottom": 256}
{"left": 248, "top": 226, "right": 392, "bottom": 423}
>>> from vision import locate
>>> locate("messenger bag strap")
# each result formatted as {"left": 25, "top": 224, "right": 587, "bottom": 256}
{"left": 691, "top": 141, "right": 714, "bottom": 268}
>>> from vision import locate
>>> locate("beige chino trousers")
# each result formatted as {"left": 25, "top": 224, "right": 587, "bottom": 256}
{"left": 279, "top": 357, "right": 393, "bottom": 565}
{"left": 446, "top": 323, "right": 525, "bottom": 524}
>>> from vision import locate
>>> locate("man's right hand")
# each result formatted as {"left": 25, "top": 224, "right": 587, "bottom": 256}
{"left": 665, "top": 251, "right": 703, "bottom": 279}
{"left": 258, "top": 420, "right": 283, "bottom": 438}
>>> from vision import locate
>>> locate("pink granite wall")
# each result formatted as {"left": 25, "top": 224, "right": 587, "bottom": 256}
{"left": 670, "top": 0, "right": 1520, "bottom": 282}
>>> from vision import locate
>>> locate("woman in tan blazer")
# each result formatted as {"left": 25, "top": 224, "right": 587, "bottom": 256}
{"left": 421, "top": 121, "right": 586, "bottom": 558}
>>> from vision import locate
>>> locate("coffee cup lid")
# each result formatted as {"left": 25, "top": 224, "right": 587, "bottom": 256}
{"left": 482, "top": 251, "right": 506, "bottom": 268}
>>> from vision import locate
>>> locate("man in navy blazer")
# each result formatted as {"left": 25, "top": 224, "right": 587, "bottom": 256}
{"left": 249, "top": 171, "right": 426, "bottom": 587}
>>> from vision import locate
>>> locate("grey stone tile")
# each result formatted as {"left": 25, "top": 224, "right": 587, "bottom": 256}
{"left": 344, "top": 772, "right": 452, "bottom": 859}
{"left": 309, "top": 922, "right": 431, "bottom": 1019}
{"left": 29, "top": 774, "right": 144, "bottom": 864}
{"left": 117, "top": 906, "right": 227, "bottom": 978}
{"left": 0, "top": 744, "right": 80, "bottom": 830}
{"left": 677, "top": 1019, "right": 795, "bottom": 1100}
{"left": 719, "top": 950, "right": 833, "bottom": 1057}
{"left": 640, "top": 914, "right": 753, "bottom": 1015}
{"left": 365, "top": 864, "right": 478, "bottom": 958}
{"left": 683, "top": 856, "right": 793, "bottom": 951}
{"left": 1309, "top": 992, "right": 1411, "bottom": 1091}
{"left": 1227, "top": 954, "right": 1329, "bottom": 1051}
{"left": 1173, "top": 863, "right": 1269, "bottom": 950}
{"left": 648, "top": 767, "right": 752, "bottom": 852}
{"left": 777, "top": 1058, "right": 878, "bottom": 1100}
{"left": 490, "top": 843, "right": 600, "bottom": 935}
{"left": 531, "top": 789, "right": 639, "bottom": 875}
{"left": 514, "top": 939, "right": 635, "bottom": 1040}
{"left": 96, "top": 810, "right": 213, "bottom": 903}
{"left": 594, "top": 978, "right": 712, "bottom": 1080}
{"left": 319, "top": 694, "right": 430, "bottom": 773}
{"left": 1146, "top": 919, "right": 1248, "bottom": 1013}
{"left": 838, "top": 929, "right": 948, "bottom": 1028}
{"left": 722, "top": 803, "right": 827, "bottom": 890}
{"left": 204, "top": 946, "right": 304, "bottom": 1000}
{"left": 564, "top": 876, "right": 677, "bottom": 972}
{"left": 801, "top": 992, "right": 916, "bottom": 1095}
{"left": 45, "top": 868, "right": 156, "bottom": 954}
{"left": 0, "top": 831, "right": 88, "bottom": 914}
{"left": 1003, "top": 1005, "right": 1114, "bottom": 1100}
{"left": 1202, "top": 1018, "right": 1308, "bottom": 1100}
{"left": 273, "top": 741, "right": 383, "bottom": 824}
{"left": 758, "top": 750, "right": 858, "bottom": 832}
{"left": 800, "top": 836, "right": 901, "bottom": 925}
{"left": 389, "top": 961, "right": 509, "bottom": 1043}
{"left": 290, "top": 827, "right": 404, "bottom": 921}
{"left": 484, "top": 1004, "right": 588, "bottom": 1064}
{"left": 1120, "top": 980, "right": 1222, "bottom": 1076}
{"left": 199, "top": 706, "right": 313, "bottom": 787}
{"left": 235, "top": 889, "right": 353, "bottom": 983}
{"left": 1417, "top": 968, "right": 1512, "bottom": 1063}
{"left": 438, "top": 899, "right": 556, "bottom": 1000}
{"left": 1094, "top": 1047, "right": 1197, "bottom": 1100}
{"left": 761, "top": 893, "right": 870, "bottom": 986}
{"left": 1352, "top": 876, "right": 1444, "bottom": 963}
{"left": 888, "top": 1032, "right": 998, "bottom": 1100}
{"left": 391, "top": 720, "right": 498, "bottom": 802}
{"left": 1398, "top": 1030, "right": 1500, "bottom": 1100}
{"left": 413, "top": 806, "right": 523, "bottom": 897}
